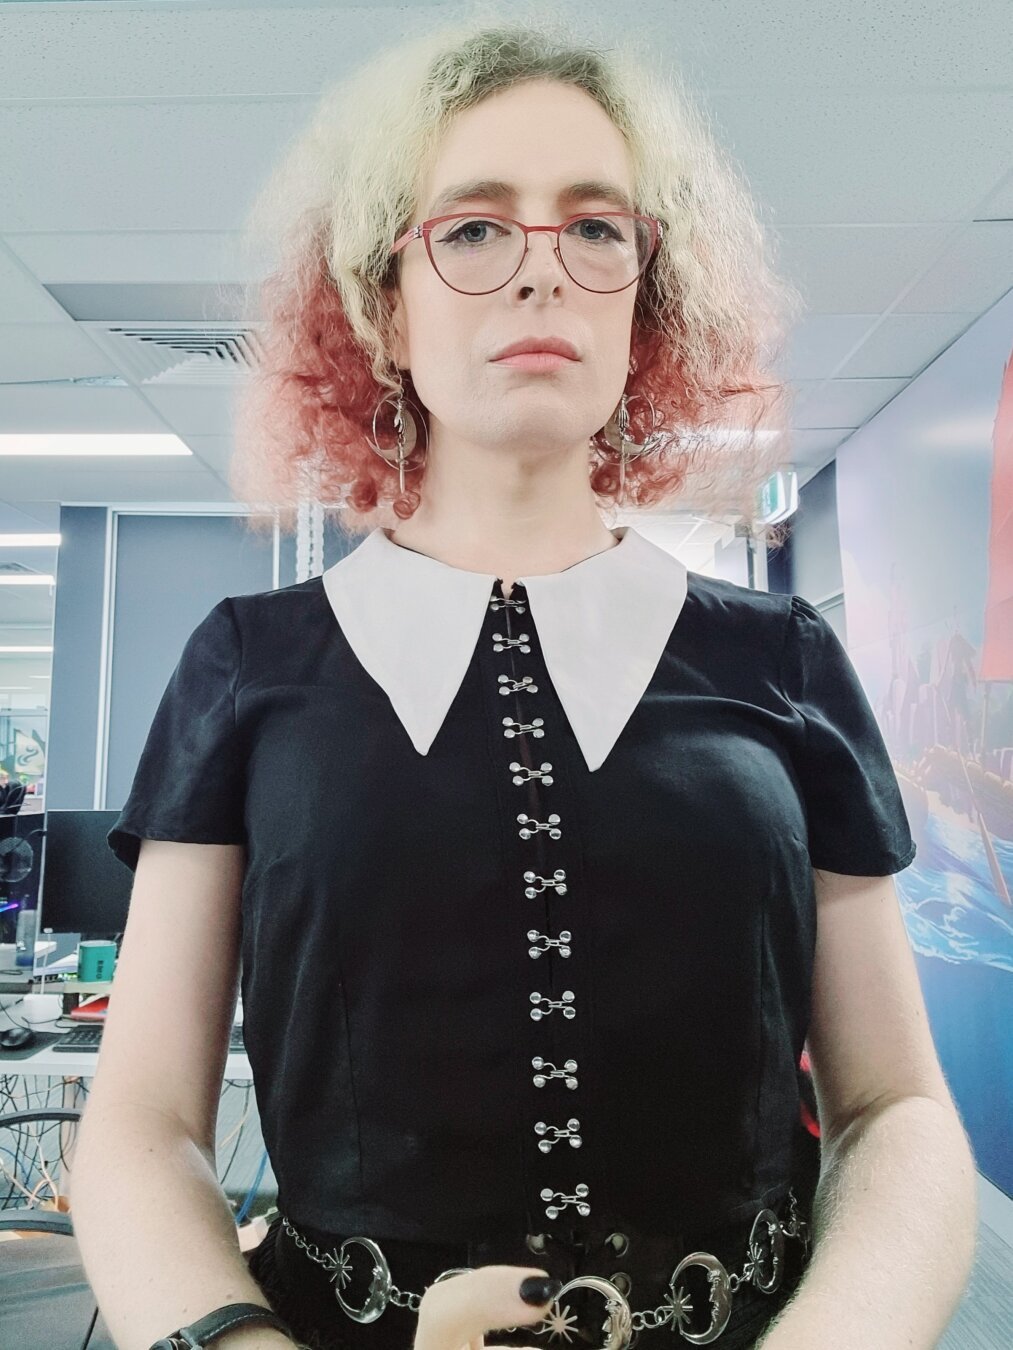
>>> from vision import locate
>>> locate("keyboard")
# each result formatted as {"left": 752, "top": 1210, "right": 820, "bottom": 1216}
{"left": 53, "top": 1023, "right": 247, "bottom": 1053}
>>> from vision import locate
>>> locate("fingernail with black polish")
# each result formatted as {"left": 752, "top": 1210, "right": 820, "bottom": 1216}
{"left": 519, "top": 1275, "right": 562, "bottom": 1305}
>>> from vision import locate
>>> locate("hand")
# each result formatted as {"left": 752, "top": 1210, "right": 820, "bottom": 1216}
{"left": 412, "top": 1264, "right": 562, "bottom": 1350}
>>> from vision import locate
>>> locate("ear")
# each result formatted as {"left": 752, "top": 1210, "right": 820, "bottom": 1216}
{"left": 387, "top": 283, "right": 409, "bottom": 371}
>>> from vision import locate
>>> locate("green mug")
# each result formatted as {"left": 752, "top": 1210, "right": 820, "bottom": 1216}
{"left": 77, "top": 940, "right": 117, "bottom": 982}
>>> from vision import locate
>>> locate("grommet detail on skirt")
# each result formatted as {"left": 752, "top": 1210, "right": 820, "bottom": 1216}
{"left": 611, "top": 1271, "right": 632, "bottom": 1295}
{"left": 280, "top": 1186, "right": 813, "bottom": 1349}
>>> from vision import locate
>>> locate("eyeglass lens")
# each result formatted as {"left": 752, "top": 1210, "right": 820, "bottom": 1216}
{"left": 430, "top": 215, "right": 652, "bottom": 293}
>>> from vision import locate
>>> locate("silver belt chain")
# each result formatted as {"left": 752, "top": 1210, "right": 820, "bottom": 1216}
{"left": 279, "top": 1188, "right": 812, "bottom": 1348}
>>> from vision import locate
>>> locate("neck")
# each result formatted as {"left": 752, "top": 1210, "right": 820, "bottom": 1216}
{"left": 388, "top": 431, "right": 619, "bottom": 595}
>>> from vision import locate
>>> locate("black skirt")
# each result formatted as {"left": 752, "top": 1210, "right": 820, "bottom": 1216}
{"left": 245, "top": 1185, "right": 815, "bottom": 1350}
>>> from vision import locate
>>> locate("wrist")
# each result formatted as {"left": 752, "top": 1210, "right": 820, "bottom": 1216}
{"left": 214, "top": 1332, "right": 303, "bottom": 1350}
{"left": 149, "top": 1300, "right": 300, "bottom": 1349}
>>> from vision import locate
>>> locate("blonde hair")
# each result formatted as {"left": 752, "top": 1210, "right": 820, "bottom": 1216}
{"left": 226, "top": 5, "right": 804, "bottom": 547}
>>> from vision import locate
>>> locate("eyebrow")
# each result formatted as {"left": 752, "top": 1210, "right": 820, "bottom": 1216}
{"left": 427, "top": 178, "right": 636, "bottom": 218}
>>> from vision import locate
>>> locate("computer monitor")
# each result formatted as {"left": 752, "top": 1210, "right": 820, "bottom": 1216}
{"left": 39, "top": 809, "right": 133, "bottom": 942}
{"left": 0, "top": 811, "right": 46, "bottom": 950}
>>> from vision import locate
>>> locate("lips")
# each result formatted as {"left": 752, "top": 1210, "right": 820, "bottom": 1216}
{"left": 492, "top": 336, "right": 579, "bottom": 361}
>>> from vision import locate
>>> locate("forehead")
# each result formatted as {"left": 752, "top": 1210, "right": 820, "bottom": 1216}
{"left": 420, "top": 79, "right": 634, "bottom": 209}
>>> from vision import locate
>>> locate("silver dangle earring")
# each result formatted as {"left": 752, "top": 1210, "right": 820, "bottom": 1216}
{"left": 602, "top": 390, "right": 664, "bottom": 493}
{"left": 366, "top": 385, "right": 428, "bottom": 494}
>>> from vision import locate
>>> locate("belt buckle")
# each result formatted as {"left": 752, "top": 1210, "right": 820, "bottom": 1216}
{"left": 330, "top": 1236, "right": 392, "bottom": 1323}
{"left": 748, "top": 1206, "right": 786, "bottom": 1294}
{"left": 666, "top": 1251, "right": 733, "bottom": 1345}
{"left": 540, "top": 1273, "right": 633, "bottom": 1350}
{"left": 663, "top": 1197, "right": 793, "bottom": 1345}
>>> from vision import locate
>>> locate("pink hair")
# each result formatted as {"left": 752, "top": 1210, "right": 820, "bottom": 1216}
{"left": 227, "top": 18, "right": 802, "bottom": 549}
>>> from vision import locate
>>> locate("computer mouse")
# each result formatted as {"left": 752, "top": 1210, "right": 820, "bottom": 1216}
{"left": 0, "top": 1025, "right": 37, "bottom": 1050}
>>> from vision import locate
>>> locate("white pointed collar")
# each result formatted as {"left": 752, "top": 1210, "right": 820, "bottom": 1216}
{"left": 321, "top": 524, "right": 689, "bottom": 772}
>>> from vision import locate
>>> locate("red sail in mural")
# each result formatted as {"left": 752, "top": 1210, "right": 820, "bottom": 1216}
{"left": 981, "top": 347, "right": 1013, "bottom": 682}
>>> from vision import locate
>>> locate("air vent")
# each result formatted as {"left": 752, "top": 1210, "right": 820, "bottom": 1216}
{"left": 0, "top": 562, "right": 43, "bottom": 577}
{"left": 86, "top": 324, "right": 265, "bottom": 385}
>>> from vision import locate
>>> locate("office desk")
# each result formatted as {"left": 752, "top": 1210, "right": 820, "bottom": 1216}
{"left": 1, "top": 977, "right": 252, "bottom": 1078}
{"left": 0, "top": 1037, "right": 256, "bottom": 1210}
{"left": 0, "top": 1040, "right": 253, "bottom": 1079}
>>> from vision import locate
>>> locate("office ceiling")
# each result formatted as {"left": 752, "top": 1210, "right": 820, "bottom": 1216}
{"left": 0, "top": 0, "right": 1011, "bottom": 613}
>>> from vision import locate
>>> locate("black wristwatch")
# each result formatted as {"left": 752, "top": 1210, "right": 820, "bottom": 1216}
{"left": 148, "top": 1300, "right": 299, "bottom": 1349}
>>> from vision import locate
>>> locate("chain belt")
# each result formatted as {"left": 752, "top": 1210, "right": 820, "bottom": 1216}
{"left": 279, "top": 1188, "right": 812, "bottom": 1348}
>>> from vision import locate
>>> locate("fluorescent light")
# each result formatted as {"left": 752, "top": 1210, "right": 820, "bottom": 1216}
{"left": 0, "top": 435, "right": 193, "bottom": 457}
{"left": 0, "top": 576, "right": 56, "bottom": 586}
{"left": 0, "top": 646, "right": 54, "bottom": 654}
{"left": 0, "top": 534, "right": 61, "bottom": 547}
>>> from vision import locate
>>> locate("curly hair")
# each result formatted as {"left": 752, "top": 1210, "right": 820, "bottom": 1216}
{"left": 224, "top": 4, "right": 805, "bottom": 549}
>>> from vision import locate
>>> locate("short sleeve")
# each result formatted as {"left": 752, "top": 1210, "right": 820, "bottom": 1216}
{"left": 782, "top": 594, "right": 917, "bottom": 876}
{"left": 106, "top": 597, "right": 247, "bottom": 873}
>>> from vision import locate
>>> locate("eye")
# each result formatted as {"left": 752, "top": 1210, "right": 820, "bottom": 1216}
{"left": 568, "top": 217, "right": 624, "bottom": 242}
{"left": 439, "top": 219, "right": 508, "bottom": 246}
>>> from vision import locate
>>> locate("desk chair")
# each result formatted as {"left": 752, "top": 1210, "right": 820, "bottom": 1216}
{"left": 0, "top": 1107, "right": 274, "bottom": 1350}
{"left": 0, "top": 1107, "right": 114, "bottom": 1349}
{"left": 0, "top": 1105, "right": 272, "bottom": 1350}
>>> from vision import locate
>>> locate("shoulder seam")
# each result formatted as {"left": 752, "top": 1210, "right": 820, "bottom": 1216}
{"left": 777, "top": 594, "right": 798, "bottom": 703}
{"left": 222, "top": 596, "right": 242, "bottom": 733}
{"left": 777, "top": 594, "right": 808, "bottom": 753}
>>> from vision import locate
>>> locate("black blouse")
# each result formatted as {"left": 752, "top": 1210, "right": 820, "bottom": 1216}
{"left": 107, "top": 525, "right": 916, "bottom": 1247}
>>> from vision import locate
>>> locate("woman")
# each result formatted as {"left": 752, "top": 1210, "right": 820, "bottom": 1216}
{"left": 73, "top": 16, "right": 931, "bottom": 1350}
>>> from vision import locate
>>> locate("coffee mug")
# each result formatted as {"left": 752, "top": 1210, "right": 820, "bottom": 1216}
{"left": 77, "top": 940, "right": 117, "bottom": 982}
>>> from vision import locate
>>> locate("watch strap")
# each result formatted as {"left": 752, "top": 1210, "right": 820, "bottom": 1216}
{"left": 149, "top": 1300, "right": 294, "bottom": 1349}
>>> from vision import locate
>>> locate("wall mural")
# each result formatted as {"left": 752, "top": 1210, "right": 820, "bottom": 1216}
{"left": 836, "top": 288, "right": 1013, "bottom": 1197}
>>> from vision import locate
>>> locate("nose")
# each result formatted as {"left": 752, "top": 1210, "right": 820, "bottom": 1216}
{"left": 515, "top": 229, "right": 567, "bottom": 287}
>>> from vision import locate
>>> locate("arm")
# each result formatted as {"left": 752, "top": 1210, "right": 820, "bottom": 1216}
{"left": 754, "top": 1092, "right": 976, "bottom": 1350}
{"left": 71, "top": 1102, "right": 294, "bottom": 1350}
{"left": 69, "top": 838, "right": 297, "bottom": 1350}
{"left": 754, "top": 868, "right": 978, "bottom": 1349}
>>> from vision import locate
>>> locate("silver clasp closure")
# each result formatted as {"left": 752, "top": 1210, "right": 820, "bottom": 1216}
{"left": 530, "top": 989, "right": 576, "bottom": 1020}
{"left": 517, "top": 811, "right": 562, "bottom": 839}
{"left": 492, "top": 631, "right": 531, "bottom": 652}
{"left": 499, "top": 673, "right": 539, "bottom": 695}
{"left": 503, "top": 715, "right": 545, "bottom": 739}
{"left": 528, "top": 929, "right": 573, "bottom": 958}
{"left": 531, "top": 1055, "right": 579, "bottom": 1088}
{"left": 511, "top": 761, "right": 554, "bottom": 785}
{"left": 534, "top": 1116, "right": 582, "bottom": 1151}
{"left": 524, "top": 868, "right": 567, "bottom": 897}
{"left": 540, "top": 1182, "right": 591, "bottom": 1219}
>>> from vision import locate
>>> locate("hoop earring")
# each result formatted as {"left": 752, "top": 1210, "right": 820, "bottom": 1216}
{"left": 366, "top": 385, "right": 428, "bottom": 494}
{"left": 602, "top": 390, "right": 665, "bottom": 493}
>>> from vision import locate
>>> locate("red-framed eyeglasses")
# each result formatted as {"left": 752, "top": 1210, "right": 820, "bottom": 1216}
{"left": 390, "top": 211, "right": 664, "bottom": 295}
